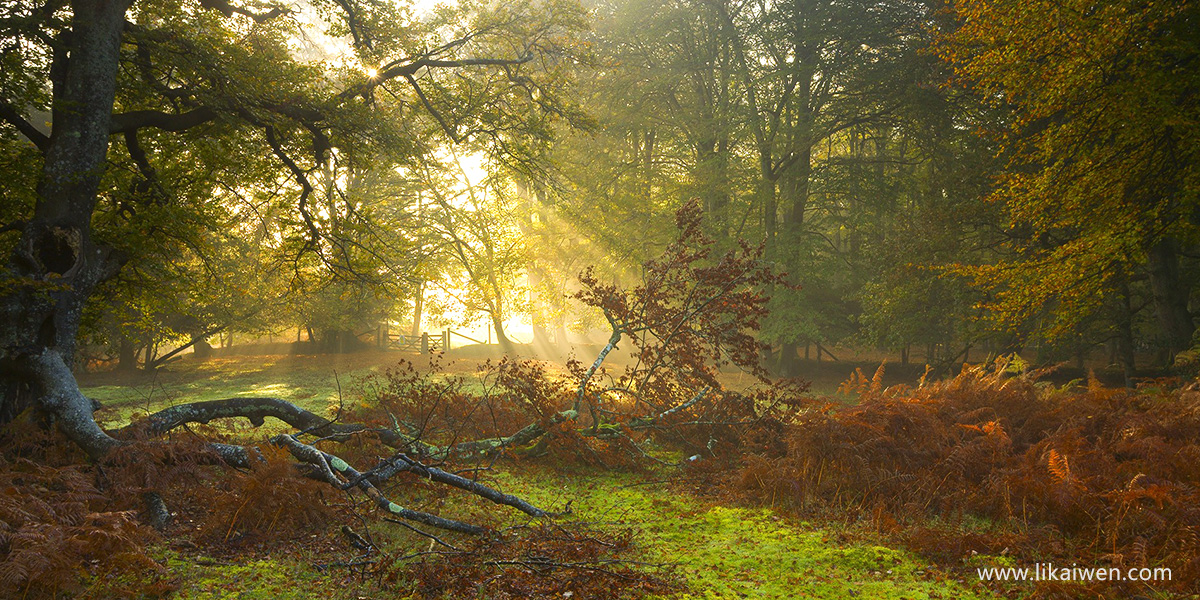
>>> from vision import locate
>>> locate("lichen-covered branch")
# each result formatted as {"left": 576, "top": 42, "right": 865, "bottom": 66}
{"left": 124, "top": 396, "right": 431, "bottom": 451}
{"left": 575, "top": 310, "right": 622, "bottom": 413}
{"left": 271, "top": 434, "right": 487, "bottom": 535}
{"left": 126, "top": 396, "right": 574, "bottom": 461}
{"left": 368, "top": 452, "right": 550, "bottom": 518}
{"left": 447, "top": 409, "right": 578, "bottom": 459}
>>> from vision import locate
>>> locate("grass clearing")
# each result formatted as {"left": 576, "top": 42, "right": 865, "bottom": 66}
{"left": 77, "top": 353, "right": 999, "bottom": 599}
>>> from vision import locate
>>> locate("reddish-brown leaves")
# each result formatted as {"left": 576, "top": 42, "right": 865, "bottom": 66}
{"left": 727, "top": 363, "right": 1200, "bottom": 596}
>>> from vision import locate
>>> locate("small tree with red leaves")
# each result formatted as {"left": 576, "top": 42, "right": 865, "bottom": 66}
{"left": 567, "top": 200, "right": 803, "bottom": 453}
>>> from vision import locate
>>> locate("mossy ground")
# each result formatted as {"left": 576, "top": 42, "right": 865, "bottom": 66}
{"left": 78, "top": 353, "right": 1002, "bottom": 599}
{"left": 490, "top": 467, "right": 997, "bottom": 600}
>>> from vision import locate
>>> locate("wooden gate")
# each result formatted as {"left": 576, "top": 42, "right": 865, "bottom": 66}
{"left": 377, "top": 323, "right": 448, "bottom": 353}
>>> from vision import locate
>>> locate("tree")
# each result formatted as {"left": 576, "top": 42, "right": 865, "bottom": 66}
{"left": 571, "top": 200, "right": 788, "bottom": 426}
{"left": 0, "top": 0, "right": 586, "bottom": 447}
{"left": 699, "top": 0, "right": 933, "bottom": 374}
{"left": 548, "top": 0, "right": 761, "bottom": 266}
{"left": 941, "top": 0, "right": 1200, "bottom": 364}
{"left": 423, "top": 156, "right": 530, "bottom": 352}
{"left": 549, "top": 0, "right": 1001, "bottom": 374}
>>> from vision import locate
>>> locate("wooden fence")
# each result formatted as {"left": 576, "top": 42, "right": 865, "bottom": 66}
{"left": 376, "top": 324, "right": 489, "bottom": 354}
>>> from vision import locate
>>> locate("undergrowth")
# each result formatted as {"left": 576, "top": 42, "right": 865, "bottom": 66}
{"left": 727, "top": 360, "right": 1200, "bottom": 598}
{"left": 0, "top": 397, "right": 676, "bottom": 599}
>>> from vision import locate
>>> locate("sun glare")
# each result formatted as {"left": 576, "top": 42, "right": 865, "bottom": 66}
{"left": 365, "top": 67, "right": 378, "bottom": 78}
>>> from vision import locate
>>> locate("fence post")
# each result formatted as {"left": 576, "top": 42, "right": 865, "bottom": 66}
{"left": 443, "top": 329, "right": 450, "bottom": 352}
{"left": 421, "top": 332, "right": 429, "bottom": 354}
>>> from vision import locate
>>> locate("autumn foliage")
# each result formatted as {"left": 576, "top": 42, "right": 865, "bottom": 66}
{"left": 731, "top": 361, "right": 1200, "bottom": 597}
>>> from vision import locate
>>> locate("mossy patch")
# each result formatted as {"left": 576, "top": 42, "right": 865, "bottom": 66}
{"left": 164, "top": 555, "right": 322, "bottom": 600}
{"left": 491, "top": 468, "right": 997, "bottom": 600}
{"left": 81, "top": 550, "right": 349, "bottom": 600}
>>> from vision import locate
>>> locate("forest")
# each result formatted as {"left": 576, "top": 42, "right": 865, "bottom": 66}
{"left": 0, "top": 0, "right": 1197, "bottom": 597}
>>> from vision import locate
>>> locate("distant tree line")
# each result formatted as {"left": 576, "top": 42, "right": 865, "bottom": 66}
{"left": 543, "top": 0, "right": 1199, "bottom": 379}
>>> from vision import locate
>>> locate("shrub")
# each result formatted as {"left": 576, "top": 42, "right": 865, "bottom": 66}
{"left": 731, "top": 362, "right": 1200, "bottom": 596}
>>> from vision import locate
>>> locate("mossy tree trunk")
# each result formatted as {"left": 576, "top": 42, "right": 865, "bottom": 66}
{"left": 0, "top": 0, "right": 132, "bottom": 450}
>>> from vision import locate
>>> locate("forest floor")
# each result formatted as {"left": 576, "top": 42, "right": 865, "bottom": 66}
{"left": 75, "top": 350, "right": 1010, "bottom": 599}
{"left": 76, "top": 345, "right": 952, "bottom": 421}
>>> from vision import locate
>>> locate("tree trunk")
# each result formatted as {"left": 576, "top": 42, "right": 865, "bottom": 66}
{"left": 556, "top": 318, "right": 570, "bottom": 353}
{"left": 491, "top": 313, "right": 514, "bottom": 354}
{"left": 1118, "top": 281, "right": 1138, "bottom": 387}
{"left": 117, "top": 336, "right": 137, "bottom": 372}
{"left": 779, "top": 342, "right": 799, "bottom": 376}
{"left": 528, "top": 266, "right": 551, "bottom": 351}
{"left": 776, "top": 64, "right": 814, "bottom": 376}
{"left": 760, "top": 177, "right": 777, "bottom": 260}
{"left": 1147, "top": 237, "right": 1194, "bottom": 362}
{"left": 410, "top": 280, "right": 424, "bottom": 338}
{"left": 143, "top": 339, "right": 156, "bottom": 370}
{"left": 0, "top": 0, "right": 132, "bottom": 428}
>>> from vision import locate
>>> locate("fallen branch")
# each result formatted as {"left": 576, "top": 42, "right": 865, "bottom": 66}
{"left": 447, "top": 409, "right": 579, "bottom": 459}
{"left": 575, "top": 311, "right": 622, "bottom": 413}
{"left": 123, "top": 396, "right": 437, "bottom": 454}
{"left": 271, "top": 433, "right": 487, "bottom": 535}
{"left": 366, "top": 452, "right": 550, "bottom": 518}
{"left": 125, "top": 397, "right": 576, "bottom": 461}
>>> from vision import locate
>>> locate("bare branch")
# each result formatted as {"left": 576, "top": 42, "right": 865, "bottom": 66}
{"left": 195, "top": 0, "right": 287, "bottom": 22}
{"left": 110, "top": 107, "right": 218, "bottom": 134}
{"left": 339, "top": 52, "right": 534, "bottom": 101}
{"left": 262, "top": 125, "right": 320, "bottom": 247}
{"left": 404, "top": 73, "right": 462, "bottom": 143}
{"left": 271, "top": 433, "right": 489, "bottom": 535}
{"left": 367, "top": 452, "right": 550, "bottom": 518}
{"left": 0, "top": 101, "right": 49, "bottom": 152}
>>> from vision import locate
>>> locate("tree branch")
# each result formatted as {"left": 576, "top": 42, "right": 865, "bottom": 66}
{"left": 367, "top": 452, "right": 550, "bottom": 518}
{"left": 404, "top": 74, "right": 462, "bottom": 143}
{"left": 0, "top": 101, "right": 49, "bottom": 152}
{"left": 271, "top": 433, "right": 488, "bottom": 535}
{"left": 574, "top": 309, "right": 622, "bottom": 412}
{"left": 195, "top": 0, "right": 287, "bottom": 22}
{"left": 339, "top": 52, "right": 534, "bottom": 100}
{"left": 262, "top": 125, "right": 320, "bottom": 246}
{"left": 124, "top": 396, "right": 579, "bottom": 462}
{"left": 110, "top": 107, "right": 218, "bottom": 134}
{"left": 146, "top": 323, "right": 231, "bottom": 369}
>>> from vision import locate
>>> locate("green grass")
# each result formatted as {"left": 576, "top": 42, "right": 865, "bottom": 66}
{"left": 490, "top": 468, "right": 994, "bottom": 600}
{"left": 80, "top": 352, "right": 413, "bottom": 427}
{"left": 155, "top": 554, "right": 334, "bottom": 600}
{"left": 77, "top": 354, "right": 999, "bottom": 599}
